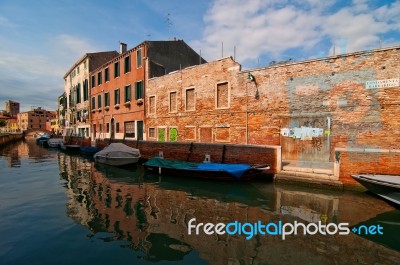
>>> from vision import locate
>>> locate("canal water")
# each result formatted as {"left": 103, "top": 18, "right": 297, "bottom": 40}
{"left": 1, "top": 139, "right": 399, "bottom": 265}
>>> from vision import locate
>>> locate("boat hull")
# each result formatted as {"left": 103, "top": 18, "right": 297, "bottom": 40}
{"left": 47, "top": 138, "right": 63, "bottom": 148}
{"left": 60, "top": 144, "right": 81, "bottom": 153}
{"left": 352, "top": 174, "right": 400, "bottom": 206}
{"left": 95, "top": 155, "right": 140, "bottom": 166}
{"left": 144, "top": 158, "right": 269, "bottom": 181}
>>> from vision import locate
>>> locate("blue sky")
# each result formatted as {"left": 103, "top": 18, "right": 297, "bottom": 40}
{"left": 0, "top": 0, "right": 399, "bottom": 111}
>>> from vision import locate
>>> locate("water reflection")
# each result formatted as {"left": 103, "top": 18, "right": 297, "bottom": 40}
{"left": 56, "top": 152, "right": 400, "bottom": 264}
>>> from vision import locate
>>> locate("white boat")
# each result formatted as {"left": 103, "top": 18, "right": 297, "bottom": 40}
{"left": 352, "top": 174, "right": 400, "bottom": 206}
{"left": 94, "top": 143, "right": 141, "bottom": 166}
{"left": 47, "top": 138, "right": 63, "bottom": 148}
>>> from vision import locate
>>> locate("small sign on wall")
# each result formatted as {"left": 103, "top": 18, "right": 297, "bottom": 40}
{"left": 365, "top": 78, "right": 399, "bottom": 89}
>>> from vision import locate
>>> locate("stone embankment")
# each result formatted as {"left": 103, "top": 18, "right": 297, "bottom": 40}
{"left": 0, "top": 133, "right": 24, "bottom": 147}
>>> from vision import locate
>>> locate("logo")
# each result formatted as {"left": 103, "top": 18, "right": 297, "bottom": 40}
{"left": 187, "top": 218, "right": 353, "bottom": 240}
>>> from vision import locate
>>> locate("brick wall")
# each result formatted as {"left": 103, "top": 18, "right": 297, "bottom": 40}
{"left": 337, "top": 148, "right": 400, "bottom": 185}
{"left": 145, "top": 46, "right": 400, "bottom": 183}
{"left": 95, "top": 139, "right": 278, "bottom": 174}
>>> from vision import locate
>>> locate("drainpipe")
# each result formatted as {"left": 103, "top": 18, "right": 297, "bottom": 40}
{"left": 245, "top": 77, "right": 248, "bottom": 145}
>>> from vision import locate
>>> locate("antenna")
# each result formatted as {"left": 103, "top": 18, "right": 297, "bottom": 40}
{"left": 166, "top": 13, "right": 173, "bottom": 39}
{"left": 221, "top": 41, "right": 224, "bottom": 57}
{"left": 199, "top": 49, "right": 202, "bottom": 65}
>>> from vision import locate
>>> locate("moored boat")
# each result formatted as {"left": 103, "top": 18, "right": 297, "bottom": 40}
{"left": 143, "top": 157, "right": 270, "bottom": 180}
{"left": 352, "top": 174, "right": 400, "bottom": 206}
{"left": 60, "top": 142, "right": 81, "bottom": 153}
{"left": 79, "top": 146, "right": 102, "bottom": 156}
{"left": 94, "top": 143, "right": 141, "bottom": 166}
{"left": 47, "top": 138, "right": 63, "bottom": 148}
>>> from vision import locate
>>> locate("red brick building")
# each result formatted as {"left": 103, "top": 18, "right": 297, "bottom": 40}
{"left": 145, "top": 46, "right": 400, "bottom": 184}
{"left": 90, "top": 40, "right": 205, "bottom": 141}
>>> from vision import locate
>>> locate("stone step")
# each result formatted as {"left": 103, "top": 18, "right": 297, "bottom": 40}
{"left": 282, "top": 165, "right": 333, "bottom": 175}
{"left": 275, "top": 170, "right": 343, "bottom": 190}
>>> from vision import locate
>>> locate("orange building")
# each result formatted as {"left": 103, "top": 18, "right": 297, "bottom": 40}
{"left": 90, "top": 40, "right": 205, "bottom": 141}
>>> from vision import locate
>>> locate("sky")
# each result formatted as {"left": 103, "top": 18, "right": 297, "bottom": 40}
{"left": 0, "top": 0, "right": 399, "bottom": 112}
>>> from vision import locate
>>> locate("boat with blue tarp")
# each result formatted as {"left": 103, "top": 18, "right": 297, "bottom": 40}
{"left": 143, "top": 157, "right": 270, "bottom": 180}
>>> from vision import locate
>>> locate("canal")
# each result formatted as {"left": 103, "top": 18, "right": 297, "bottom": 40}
{"left": 1, "top": 139, "right": 399, "bottom": 265}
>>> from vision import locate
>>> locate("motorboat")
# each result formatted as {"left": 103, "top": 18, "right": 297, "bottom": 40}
{"left": 94, "top": 143, "right": 141, "bottom": 166}
{"left": 352, "top": 174, "right": 400, "bottom": 206}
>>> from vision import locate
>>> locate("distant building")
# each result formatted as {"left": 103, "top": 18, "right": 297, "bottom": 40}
{"left": 5, "top": 100, "right": 20, "bottom": 117}
{"left": 63, "top": 51, "right": 120, "bottom": 137}
{"left": 17, "top": 107, "right": 57, "bottom": 131}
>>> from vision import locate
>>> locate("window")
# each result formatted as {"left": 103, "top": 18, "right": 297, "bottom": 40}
{"left": 105, "top": 68, "right": 110, "bottom": 82}
{"left": 185, "top": 88, "right": 195, "bottom": 111}
{"left": 136, "top": 49, "right": 142, "bottom": 68}
{"left": 97, "top": 94, "right": 102, "bottom": 108}
{"left": 148, "top": 127, "right": 155, "bottom": 138}
{"left": 124, "top": 85, "right": 131, "bottom": 102}
{"left": 97, "top": 72, "right": 102, "bottom": 85}
{"left": 149, "top": 96, "right": 155, "bottom": 114}
{"left": 114, "top": 89, "right": 120, "bottom": 105}
{"left": 83, "top": 80, "right": 88, "bottom": 101}
{"left": 158, "top": 128, "right": 166, "bottom": 142}
{"left": 99, "top": 124, "right": 102, "bottom": 133}
{"left": 170, "top": 128, "right": 178, "bottom": 142}
{"left": 124, "top": 121, "right": 135, "bottom": 138}
{"left": 114, "top": 61, "right": 120, "bottom": 78}
{"left": 135, "top": 81, "right": 143, "bottom": 99}
{"left": 169, "top": 92, "right": 177, "bottom": 112}
{"left": 76, "top": 84, "right": 81, "bottom": 104}
{"left": 104, "top": 92, "right": 110, "bottom": 107}
{"left": 124, "top": 55, "right": 131, "bottom": 73}
{"left": 106, "top": 123, "right": 110, "bottom": 133}
{"left": 91, "top": 75, "right": 95, "bottom": 87}
{"left": 91, "top": 97, "right": 96, "bottom": 109}
{"left": 116, "top": 122, "right": 120, "bottom": 133}
{"left": 216, "top": 82, "right": 229, "bottom": 108}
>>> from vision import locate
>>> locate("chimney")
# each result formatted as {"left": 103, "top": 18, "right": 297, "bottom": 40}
{"left": 119, "top": 42, "right": 127, "bottom": 54}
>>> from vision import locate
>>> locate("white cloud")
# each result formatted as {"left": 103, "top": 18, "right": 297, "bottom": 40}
{"left": 0, "top": 15, "right": 17, "bottom": 28}
{"left": 194, "top": 0, "right": 400, "bottom": 67}
{"left": 53, "top": 34, "right": 100, "bottom": 59}
{"left": 0, "top": 34, "right": 99, "bottom": 111}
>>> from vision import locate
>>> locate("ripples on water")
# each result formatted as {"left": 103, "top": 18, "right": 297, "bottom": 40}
{"left": 0, "top": 139, "right": 399, "bottom": 265}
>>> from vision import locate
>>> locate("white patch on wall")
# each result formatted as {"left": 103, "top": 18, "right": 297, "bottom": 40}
{"left": 295, "top": 84, "right": 319, "bottom": 96}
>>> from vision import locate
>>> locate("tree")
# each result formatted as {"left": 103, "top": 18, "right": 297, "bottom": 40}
{"left": 0, "top": 119, "right": 6, "bottom": 127}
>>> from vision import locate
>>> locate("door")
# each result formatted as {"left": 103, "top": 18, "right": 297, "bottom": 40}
{"left": 280, "top": 116, "right": 331, "bottom": 162}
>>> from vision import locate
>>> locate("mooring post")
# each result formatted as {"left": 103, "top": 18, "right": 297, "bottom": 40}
{"left": 221, "top": 145, "right": 226, "bottom": 163}
{"left": 186, "top": 142, "right": 193, "bottom": 161}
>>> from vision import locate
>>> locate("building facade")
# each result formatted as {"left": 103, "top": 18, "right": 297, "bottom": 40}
{"left": 145, "top": 46, "right": 400, "bottom": 183}
{"left": 146, "top": 57, "right": 241, "bottom": 143}
{"left": 90, "top": 40, "right": 206, "bottom": 141}
{"left": 63, "top": 51, "right": 119, "bottom": 137}
{"left": 17, "top": 107, "right": 57, "bottom": 131}
{"left": 57, "top": 93, "right": 67, "bottom": 135}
